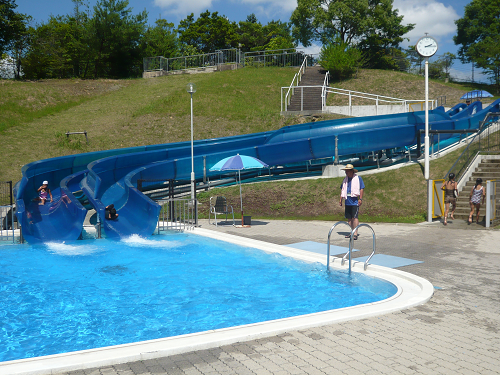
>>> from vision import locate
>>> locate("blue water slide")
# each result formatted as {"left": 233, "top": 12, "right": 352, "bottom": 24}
{"left": 16, "top": 99, "right": 500, "bottom": 242}
{"left": 113, "top": 101, "right": 499, "bottom": 238}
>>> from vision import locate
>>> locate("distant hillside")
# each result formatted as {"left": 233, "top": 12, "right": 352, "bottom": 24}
{"left": 0, "top": 67, "right": 491, "bottom": 183}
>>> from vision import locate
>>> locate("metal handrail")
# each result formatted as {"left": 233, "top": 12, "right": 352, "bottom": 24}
{"left": 327, "top": 221, "right": 353, "bottom": 272}
{"left": 321, "top": 71, "right": 330, "bottom": 110}
{"left": 340, "top": 223, "right": 377, "bottom": 271}
{"left": 282, "top": 56, "right": 308, "bottom": 111}
{"left": 157, "top": 198, "right": 197, "bottom": 232}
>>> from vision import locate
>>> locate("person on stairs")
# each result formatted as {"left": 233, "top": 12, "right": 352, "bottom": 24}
{"left": 441, "top": 173, "right": 458, "bottom": 225}
{"left": 469, "top": 178, "right": 485, "bottom": 224}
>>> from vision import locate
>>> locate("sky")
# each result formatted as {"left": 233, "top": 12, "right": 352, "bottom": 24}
{"left": 14, "top": 0, "right": 487, "bottom": 82}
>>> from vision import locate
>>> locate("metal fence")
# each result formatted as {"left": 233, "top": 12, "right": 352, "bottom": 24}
{"left": 445, "top": 112, "right": 500, "bottom": 182}
{"left": 144, "top": 48, "right": 311, "bottom": 73}
{"left": 156, "top": 198, "right": 197, "bottom": 232}
{"left": 0, "top": 181, "right": 16, "bottom": 242}
{"left": 243, "top": 49, "right": 313, "bottom": 68}
{"left": 144, "top": 49, "right": 241, "bottom": 72}
{"left": 0, "top": 205, "right": 16, "bottom": 242}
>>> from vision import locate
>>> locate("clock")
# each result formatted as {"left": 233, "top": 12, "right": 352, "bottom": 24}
{"left": 415, "top": 36, "right": 438, "bottom": 57}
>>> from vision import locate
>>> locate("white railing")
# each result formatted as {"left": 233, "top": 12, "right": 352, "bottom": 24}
{"left": 321, "top": 71, "right": 330, "bottom": 110}
{"left": 324, "top": 87, "right": 434, "bottom": 116}
{"left": 281, "top": 56, "right": 308, "bottom": 112}
{"left": 156, "top": 198, "right": 197, "bottom": 232}
{"left": 0, "top": 205, "right": 16, "bottom": 243}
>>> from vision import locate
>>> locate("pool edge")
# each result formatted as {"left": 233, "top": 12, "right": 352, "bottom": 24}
{"left": 0, "top": 228, "right": 434, "bottom": 375}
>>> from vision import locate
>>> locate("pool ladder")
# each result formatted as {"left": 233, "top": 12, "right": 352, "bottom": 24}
{"left": 327, "top": 222, "right": 376, "bottom": 273}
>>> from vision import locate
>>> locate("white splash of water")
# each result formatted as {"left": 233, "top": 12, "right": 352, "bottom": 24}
{"left": 45, "top": 242, "right": 100, "bottom": 256}
{"left": 121, "top": 234, "right": 182, "bottom": 249}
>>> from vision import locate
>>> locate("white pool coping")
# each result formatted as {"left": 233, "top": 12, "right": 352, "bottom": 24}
{"left": 0, "top": 228, "right": 434, "bottom": 375}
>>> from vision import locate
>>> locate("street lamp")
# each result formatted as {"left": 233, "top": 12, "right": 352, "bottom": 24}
{"left": 186, "top": 82, "right": 196, "bottom": 201}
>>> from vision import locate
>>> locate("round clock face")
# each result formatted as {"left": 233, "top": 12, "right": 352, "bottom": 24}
{"left": 416, "top": 36, "right": 438, "bottom": 57}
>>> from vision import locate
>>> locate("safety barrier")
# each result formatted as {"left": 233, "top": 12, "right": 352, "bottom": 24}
{"left": 0, "top": 205, "right": 16, "bottom": 243}
{"left": 428, "top": 179, "right": 445, "bottom": 223}
{"left": 282, "top": 56, "right": 308, "bottom": 112}
{"left": 156, "top": 198, "right": 197, "bottom": 232}
{"left": 486, "top": 180, "right": 499, "bottom": 228}
{"left": 446, "top": 112, "right": 500, "bottom": 183}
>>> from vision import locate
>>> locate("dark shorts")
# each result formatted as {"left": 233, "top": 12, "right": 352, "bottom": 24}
{"left": 345, "top": 204, "right": 359, "bottom": 220}
{"left": 445, "top": 197, "right": 456, "bottom": 206}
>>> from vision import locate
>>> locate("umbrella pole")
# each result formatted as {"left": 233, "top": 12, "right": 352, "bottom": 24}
{"left": 239, "top": 170, "right": 244, "bottom": 225}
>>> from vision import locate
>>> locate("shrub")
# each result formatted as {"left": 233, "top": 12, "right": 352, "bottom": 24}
{"left": 319, "top": 40, "right": 364, "bottom": 81}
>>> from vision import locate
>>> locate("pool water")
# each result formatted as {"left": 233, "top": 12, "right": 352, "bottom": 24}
{"left": 0, "top": 232, "right": 397, "bottom": 362}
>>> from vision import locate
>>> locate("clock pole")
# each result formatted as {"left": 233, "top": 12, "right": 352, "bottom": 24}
{"left": 424, "top": 56, "right": 429, "bottom": 180}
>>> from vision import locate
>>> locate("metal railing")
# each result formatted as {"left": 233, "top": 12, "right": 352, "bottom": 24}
{"left": 156, "top": 198, "right": 197, "bottom": 232}
{"left": 281, "top": 56, "right": 308, "bottom": 112}
{"left": 321, "top": 71, "right": 330, "bottom": 110}
{"left": 244, "top": 49, "right": 309, "bottom": 68}
{"left": 324, "top": 88, "right": 433, "bottom": 115}
{"left": 445, "top": 112, "right": 500, "bottom": 183}
{"left": 144, "top": 49, "right": 240, "bottom": 73}
{"left": 0, "top": 205, "right": 16, "bottom": 243}
{"left": 144, "top": 48, "right": 310, "bottom": 74}
{"left": 327, "top": 222, "right": 376, "bottom": 273}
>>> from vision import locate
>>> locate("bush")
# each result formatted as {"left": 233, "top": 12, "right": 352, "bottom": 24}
{"left": 319, "top": 41, "right": 364, "bottom": 81}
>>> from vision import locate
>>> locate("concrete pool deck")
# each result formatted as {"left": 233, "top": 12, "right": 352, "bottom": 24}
{"left": 13, "top": 220, "right": 500, "bottom": 374}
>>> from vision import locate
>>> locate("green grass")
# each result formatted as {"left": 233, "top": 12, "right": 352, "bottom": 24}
{"left": 0, "top": 67, "right": 494, "bottom": 224}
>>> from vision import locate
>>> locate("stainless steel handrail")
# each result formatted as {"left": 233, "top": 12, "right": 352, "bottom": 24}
{"left": 341, "top": 223, "right": 376, "bottom": 271}
{"left": 327, "top": 221, "right": 353, "bottom": 272}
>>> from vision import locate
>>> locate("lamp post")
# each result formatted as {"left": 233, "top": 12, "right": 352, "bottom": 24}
{"left": 186, "top": 83, "right": 196, "bottom": 201}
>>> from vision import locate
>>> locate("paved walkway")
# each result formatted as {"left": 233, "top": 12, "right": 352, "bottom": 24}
{"left": 63, "top": 219, "right": 500, "bottom": 375}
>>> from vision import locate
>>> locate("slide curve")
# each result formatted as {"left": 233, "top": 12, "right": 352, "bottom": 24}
{"left": 15, "top": 99, "right": 500, "bottom": 243}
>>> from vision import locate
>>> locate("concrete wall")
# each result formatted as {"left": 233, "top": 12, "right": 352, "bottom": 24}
{"left": 142, "top": 64, "right": 241, "bottom": 79}
{"left": 323, "top": 105, "right": 408, "bottom": 117}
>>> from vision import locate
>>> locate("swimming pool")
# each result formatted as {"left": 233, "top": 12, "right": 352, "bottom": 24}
{"left": 0, "top": 228, "right": 433, "bottom": 374}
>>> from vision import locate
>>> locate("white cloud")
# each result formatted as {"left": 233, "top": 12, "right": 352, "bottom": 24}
{"left": 241, "top": 0, "right": 297, "bottom": 13}
{"left": 153, "top": 0, "right": 215, "bottom": 16}
{"left": 153, "top": 0, "right": 297, "bottom": 19}
{"left": 394, "top": 0, "right": 459, "bottom": 45}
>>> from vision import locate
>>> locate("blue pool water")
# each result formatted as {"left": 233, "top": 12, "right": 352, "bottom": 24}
{"left": 0, "top": 232, "right": 397, "bottom": 362}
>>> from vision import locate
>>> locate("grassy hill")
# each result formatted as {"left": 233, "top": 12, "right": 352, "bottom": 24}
{"left": 0, "top": 68, "right": 495, "bottom": 222}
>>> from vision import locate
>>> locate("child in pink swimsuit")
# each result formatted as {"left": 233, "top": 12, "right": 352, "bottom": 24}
{"left": 36, "top": 181, "right": 53, "bottom": 205}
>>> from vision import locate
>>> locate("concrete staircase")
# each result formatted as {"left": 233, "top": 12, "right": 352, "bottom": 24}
{"left": 287, "top": 66, "right": 326, "bottom": 112}
{"left": 453, "top": 158, "right": 500, "bottom": 221}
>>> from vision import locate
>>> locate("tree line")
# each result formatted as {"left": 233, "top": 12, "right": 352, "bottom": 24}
{"left": 0, "top": 0, "right": 295, "bottom": 79}
{"left": 1, "top": 0, "right": 499, "bottom": 90}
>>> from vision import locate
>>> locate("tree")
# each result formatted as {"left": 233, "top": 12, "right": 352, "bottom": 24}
{"left": 454, "top": 0, "right": 500, "bottom": 91}
{"left": 237, "top": 14, "right": 266, "bottom": 52}
{"left": 0, "top": 0, "right": 27, "bottom": 56}
{"left": 91, "top": 0, "right": 147, "bottom": 78}
{"left": 291, "top": 0, "right": 414, "bottom": 68}
{"left": 21, "top": 17, "right": 75, "bottom": 79}
{"left": 141, "top": 18, "right": 179, "bottom": 58}
{"left": 263, "top": 20, "right": 296, "bottom": 51}
{"left": 177, "top": 11, "right": 238, "bottom": 53}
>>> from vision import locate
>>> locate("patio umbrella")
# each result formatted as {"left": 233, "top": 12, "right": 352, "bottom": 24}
{"left": 210, "top": 154, "right": 269, "bottom": 224}
{"left": 460, "top": 90, "right": 493, "bottom": 100}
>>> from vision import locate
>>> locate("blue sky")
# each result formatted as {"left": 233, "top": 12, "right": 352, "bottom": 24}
{"left": 15, "top": 0, "right": 484, "bottom": 82}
